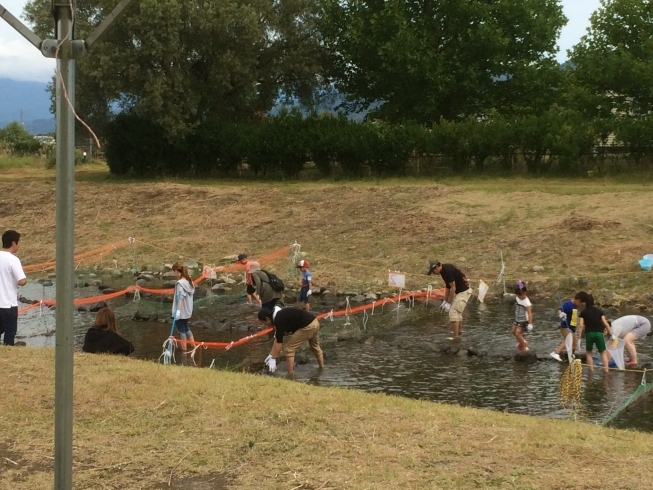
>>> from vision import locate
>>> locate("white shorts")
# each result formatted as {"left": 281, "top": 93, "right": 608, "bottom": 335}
{"left": 449, "top": 289, "right": 473, "bottom": 322}
{"left": 631, "top": 319, "right": 651, "bottom": 340}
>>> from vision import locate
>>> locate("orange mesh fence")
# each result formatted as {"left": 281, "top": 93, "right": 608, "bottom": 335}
{"left": 22, "top": 240, "right": 129, "bottom": 273}
{"left": 17, "top": 245, "right": 292, "bottom": 314}
{"left": 18, "top": 240, "right": 448, "bottom": 354}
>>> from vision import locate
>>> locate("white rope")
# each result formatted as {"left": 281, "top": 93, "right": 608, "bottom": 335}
{"left": 343, "top": 297, "right": 351, "bottom": 326}
{"left": 362, "top": 309, "right": 369, "bottom": 330}
{"left": 325, "top": 310, "right": 334, "bottom": 322}
{"left": 209, "top": 359, "right": 216, "bottom": 369}
{"left": 133, "top": 289, "right": 141, "bottom": 302}
{"left": 188, "top": 342, "right": 205, "bottom": 366}
{"left": 497, "top": 250, "right": 506, "bottom": 294}
{"left": 159, "top": 337, "right": 177, "bottom": 365}
{"left": 381, "top": 298, "right": 396, "bottom": 314}
{"left": 426, "top": 285, "right": 432, "bottom": 306}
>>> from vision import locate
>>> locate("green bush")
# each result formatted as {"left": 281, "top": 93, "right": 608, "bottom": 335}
{"left": 0, "top": 122, "right": 41, "bottom": 156}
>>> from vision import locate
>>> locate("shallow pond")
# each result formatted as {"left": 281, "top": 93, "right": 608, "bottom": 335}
{"left": 15, "top": 276, "right": 653, "bottom": 432}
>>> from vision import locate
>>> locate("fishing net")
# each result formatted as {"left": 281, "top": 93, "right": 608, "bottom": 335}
{"left": 558, "top": 359, "right": 583, "bottom": 418}
{"left": 601, "top": 371, "right": 653, "bottom": 426}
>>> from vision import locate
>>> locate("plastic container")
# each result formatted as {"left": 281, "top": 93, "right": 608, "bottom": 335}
{"left": 640, "top": 258, "right": 653, "bottom": 271}
{"left": 606, "top": 338, "right": 626, "bottom": 371}
{"left": 477, "top": 280, "right": 489, "bottom": 303}
{"left": 644, "top": 254, "right": 653, "bottom": 261}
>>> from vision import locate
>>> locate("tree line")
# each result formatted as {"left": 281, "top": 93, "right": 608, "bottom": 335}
{"left": 22, "top": 0, "right": 653, "bottom": 176}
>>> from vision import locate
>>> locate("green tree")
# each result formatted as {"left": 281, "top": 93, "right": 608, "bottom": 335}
{"left": 318, "top": 0, "right": 567, "bottom": 123}
{"left": 24, "top": 0, "right": 328, "bottom": 137}
{"left": 0, "top": 122, "right": 41, "bottom": 155}
{"left": 570, "top": 0, "right": 653, "bottom": 118}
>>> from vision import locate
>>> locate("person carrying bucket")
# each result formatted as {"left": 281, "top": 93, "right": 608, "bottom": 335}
{"left": 427, "top": 260, "right": 472, "bottom": 339}
{"left": 607, "top": 315, "right": 651, "bottom": 366}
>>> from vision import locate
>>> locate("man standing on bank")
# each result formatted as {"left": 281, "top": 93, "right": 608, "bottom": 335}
{"left": 427, "top": 260, "right": 472, "bottom": 339}
{"left": 258, "top": 306, "right": 325, "bottom": 375}
{"left": 0, "top": 230, "right": 27, "bottom": 346}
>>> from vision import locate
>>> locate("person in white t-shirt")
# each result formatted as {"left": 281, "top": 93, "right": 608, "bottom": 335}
{"left": 607, "top": 315, "right": 651, "bottom": 366}
{"left": 511, "top": 280, "right": 534, "bottom": 352}
{"left": 0, "top": 230, "right": 27, "bottom": 346}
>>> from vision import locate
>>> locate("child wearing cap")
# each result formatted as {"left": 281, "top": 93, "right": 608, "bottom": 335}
{"left": 297, "top": 260, "right": 312, "bottom": 311}
{"left": 237, "top": 253, "right": 261, "bottom": 305}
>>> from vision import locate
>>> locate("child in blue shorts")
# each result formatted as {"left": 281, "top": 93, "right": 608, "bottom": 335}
{"left": 297, "top": 260, "right": 312, "bottom": 311}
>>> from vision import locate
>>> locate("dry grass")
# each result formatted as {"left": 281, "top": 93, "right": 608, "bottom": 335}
{"left": 1, "top": 160, "right": 653, "bottom": 301}
{"left": 0, "top": 347, "right": 652, "bottom": 489}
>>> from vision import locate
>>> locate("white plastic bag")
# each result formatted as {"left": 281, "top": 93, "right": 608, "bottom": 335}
{"left": 477, "top": 280, "right": 489, "bottom": 303}
{"left": 606, "top": 338, "right": 626, "bottom": 371}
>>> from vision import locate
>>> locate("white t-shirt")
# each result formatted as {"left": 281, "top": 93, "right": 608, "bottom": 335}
{"left": 0, "top": 250, "right": 26, "bottom": 308}
{"left": 611, "top": 315, "right": 649, "bottom": 338}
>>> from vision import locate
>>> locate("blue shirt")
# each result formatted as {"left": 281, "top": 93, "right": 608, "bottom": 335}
{"left": 560, "top": 300, "right": 579, "bottom": 328}
{"left": 301, "top": 270, "right": 312, "bottom": 288}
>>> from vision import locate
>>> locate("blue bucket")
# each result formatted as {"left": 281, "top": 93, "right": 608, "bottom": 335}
{"left": 640, "top": 258, "right": 653, "bottom": 271}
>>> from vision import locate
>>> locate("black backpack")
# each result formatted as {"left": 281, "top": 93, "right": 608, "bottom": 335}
{"left": 261, "top": 270, "right": 285, "bottom": 292}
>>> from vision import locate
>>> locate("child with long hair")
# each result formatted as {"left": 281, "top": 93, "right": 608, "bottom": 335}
{"left": 172, "top": 262, "right": 196, "bottom": 351}
{"left": 82, "top": 307, "right": 134, "bottom": 356}
{"left": 511, "top": 280, "right": 534, "bottom": 352}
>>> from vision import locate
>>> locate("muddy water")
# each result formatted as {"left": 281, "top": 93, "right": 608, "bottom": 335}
{"left": 15, "top": 277, "right": 653, "bottom": 431}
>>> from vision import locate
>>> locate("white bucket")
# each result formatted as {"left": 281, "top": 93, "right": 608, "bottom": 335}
{"left": 478, "top": 280, "right": 489, "bottom": 303}
{"left": 606, "top": 338, "right": 626, "bottom": 371}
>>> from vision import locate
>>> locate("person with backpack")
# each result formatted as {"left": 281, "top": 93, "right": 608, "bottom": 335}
{"left": 250, "top": 261, "right": 283, "bottom": 310}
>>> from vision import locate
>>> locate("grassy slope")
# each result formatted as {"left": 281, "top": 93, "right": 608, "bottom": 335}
{"left": 1, "top": 347, "right": 652, "bottom": 490}
{"left": 1, "top": 160, "right": 653, "bottom": 302}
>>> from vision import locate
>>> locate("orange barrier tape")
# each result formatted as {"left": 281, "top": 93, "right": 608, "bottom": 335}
{"left": 22, "top": 240, "right": 129, "bottom": 273}
{"left": 175, "top": 288, "right": 446, "bottom": 349}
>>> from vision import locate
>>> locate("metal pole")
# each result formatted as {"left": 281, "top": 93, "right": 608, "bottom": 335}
{"left": 54, "top": 4, "right": 75, "bottom": 488}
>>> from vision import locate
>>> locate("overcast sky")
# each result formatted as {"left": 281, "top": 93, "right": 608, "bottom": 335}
{"left": 1, "top": 0, "right": 603, "bottom": 83}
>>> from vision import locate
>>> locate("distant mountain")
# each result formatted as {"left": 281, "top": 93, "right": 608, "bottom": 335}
{"left": 0, "top": 78, "right": 52, "bottom": 124}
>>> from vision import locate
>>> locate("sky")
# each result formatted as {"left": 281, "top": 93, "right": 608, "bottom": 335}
{"left": 1, "top": 0, "right": 603, "bottom": 83}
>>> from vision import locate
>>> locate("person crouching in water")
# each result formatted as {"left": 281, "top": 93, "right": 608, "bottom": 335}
{"left": 576, "top": 292, "right": 612, "bottom": 372}
{"left": 83, "top": 307, "right": 134, "bottom": 356}
{"left": 258, "top": 306, "right": 325, "bottom": 375}
{"left": 172, "top": 262, "right": 195, "bottom": 352}
{"left": 511, "top": 281, "right": 533, "bottom": 352}
{"left": 607, "top": 315, "right": 651, "bottom": 366}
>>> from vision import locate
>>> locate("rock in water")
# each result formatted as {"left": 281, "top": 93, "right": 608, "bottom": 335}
{"left": 514, "top": 350, "right": 538, "bottom": 363}
{"left": 89, "top": 301, "right": 108, "bottom": 312}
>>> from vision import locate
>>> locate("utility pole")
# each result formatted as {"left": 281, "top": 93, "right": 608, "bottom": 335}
{"left": 0, "top": 1, "right": 137, "bottom": 488}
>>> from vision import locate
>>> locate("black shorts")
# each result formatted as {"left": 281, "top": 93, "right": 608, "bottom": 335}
{"left": 246, "top": 285, "right": 256, "bottom": 295}
{"left": 513, "top": 321, "right": 529, "bottom": 331}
